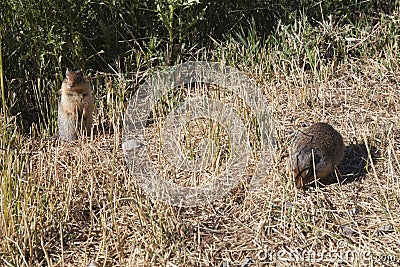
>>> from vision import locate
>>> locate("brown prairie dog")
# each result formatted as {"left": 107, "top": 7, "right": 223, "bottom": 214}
{"left": 290, "top": 122, "right": 345, "bottom": 189}
{"left": 58, "top": 70, "right": 94, "bottom": 142}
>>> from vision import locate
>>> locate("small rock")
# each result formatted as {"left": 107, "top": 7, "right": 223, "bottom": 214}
{"left": 338, "top": 223, "right": 358, "bottom": 236}
{"left": 122, "top": 139, "right": 145, "bottom": 152}
{"left": 87, "top": 262, "right": 98, "bottom": 267}
{"left": 348, "top": 207, "right": 360, "bottom": 216}
{"left": 284, "top": 201, "right": 293, "bottom": 209}
{"left": 241, "top": 257, "right": 254, "bottom": 267}
{"left": 376, "top": 224, "right": 395, "bottom": 235}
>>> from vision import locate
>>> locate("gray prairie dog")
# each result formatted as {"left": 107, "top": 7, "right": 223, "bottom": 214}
{"left": 58, "top": 70, "right": 94, "bottom": 142}
{"left": 290, "top": 122, "right": 345, "bottom": 189}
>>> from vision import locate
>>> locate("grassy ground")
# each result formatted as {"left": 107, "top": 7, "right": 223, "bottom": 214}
{"left": 1, "top": 8, "right": 400, "bottom": 267}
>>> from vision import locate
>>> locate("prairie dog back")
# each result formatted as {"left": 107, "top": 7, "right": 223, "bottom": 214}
{"left": 290, "top": 122, "right": 344, "bottom": 188}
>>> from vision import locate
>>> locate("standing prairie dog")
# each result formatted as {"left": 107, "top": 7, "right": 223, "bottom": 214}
{"left": 290, "top": 122, "right": 345, "bottom": 189}
{"left": 58, "top": 70, "right": 94, "bottom": 142}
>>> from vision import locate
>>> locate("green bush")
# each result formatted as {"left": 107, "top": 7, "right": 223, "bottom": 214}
{"left": 0, "top": 0, "right": 398, "bottom": 133}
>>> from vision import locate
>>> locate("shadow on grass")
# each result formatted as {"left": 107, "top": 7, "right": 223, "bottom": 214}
{"left": 312, "top": 143, "right": 379, "bottom": 188}
{"left": 339, "top": 143, "right": 379, "bottom": 184}
{"left": 334, "top": 143, "right": 378, "bottom": 185}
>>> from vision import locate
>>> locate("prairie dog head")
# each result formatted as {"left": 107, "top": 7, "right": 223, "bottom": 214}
{"left": 291, "top": 148, "right": 332, "bottom": 188}
{"left": 64, "top": 69, "right": 86, "bottom": 86}
{"left": 61, "top": 70, "right": 90, "bottom": 93}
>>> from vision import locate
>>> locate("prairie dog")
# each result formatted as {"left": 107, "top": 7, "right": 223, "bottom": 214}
{"left": 58, "top": 70, "right": 94, "bottom": 142}
{"left": 290, "top": 122, "right": 345, "bottom": 189}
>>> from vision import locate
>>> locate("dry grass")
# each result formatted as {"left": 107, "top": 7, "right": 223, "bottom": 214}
{"left": 2, "top": 56, "right": 399, "bottom": 267}
{"left": 2, "top": 16, "right": 400, "bottom": 267}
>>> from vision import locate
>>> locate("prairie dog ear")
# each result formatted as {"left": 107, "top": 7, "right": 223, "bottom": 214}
{"left": 65, "top": 69, "right": 72, "bottom": 77}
